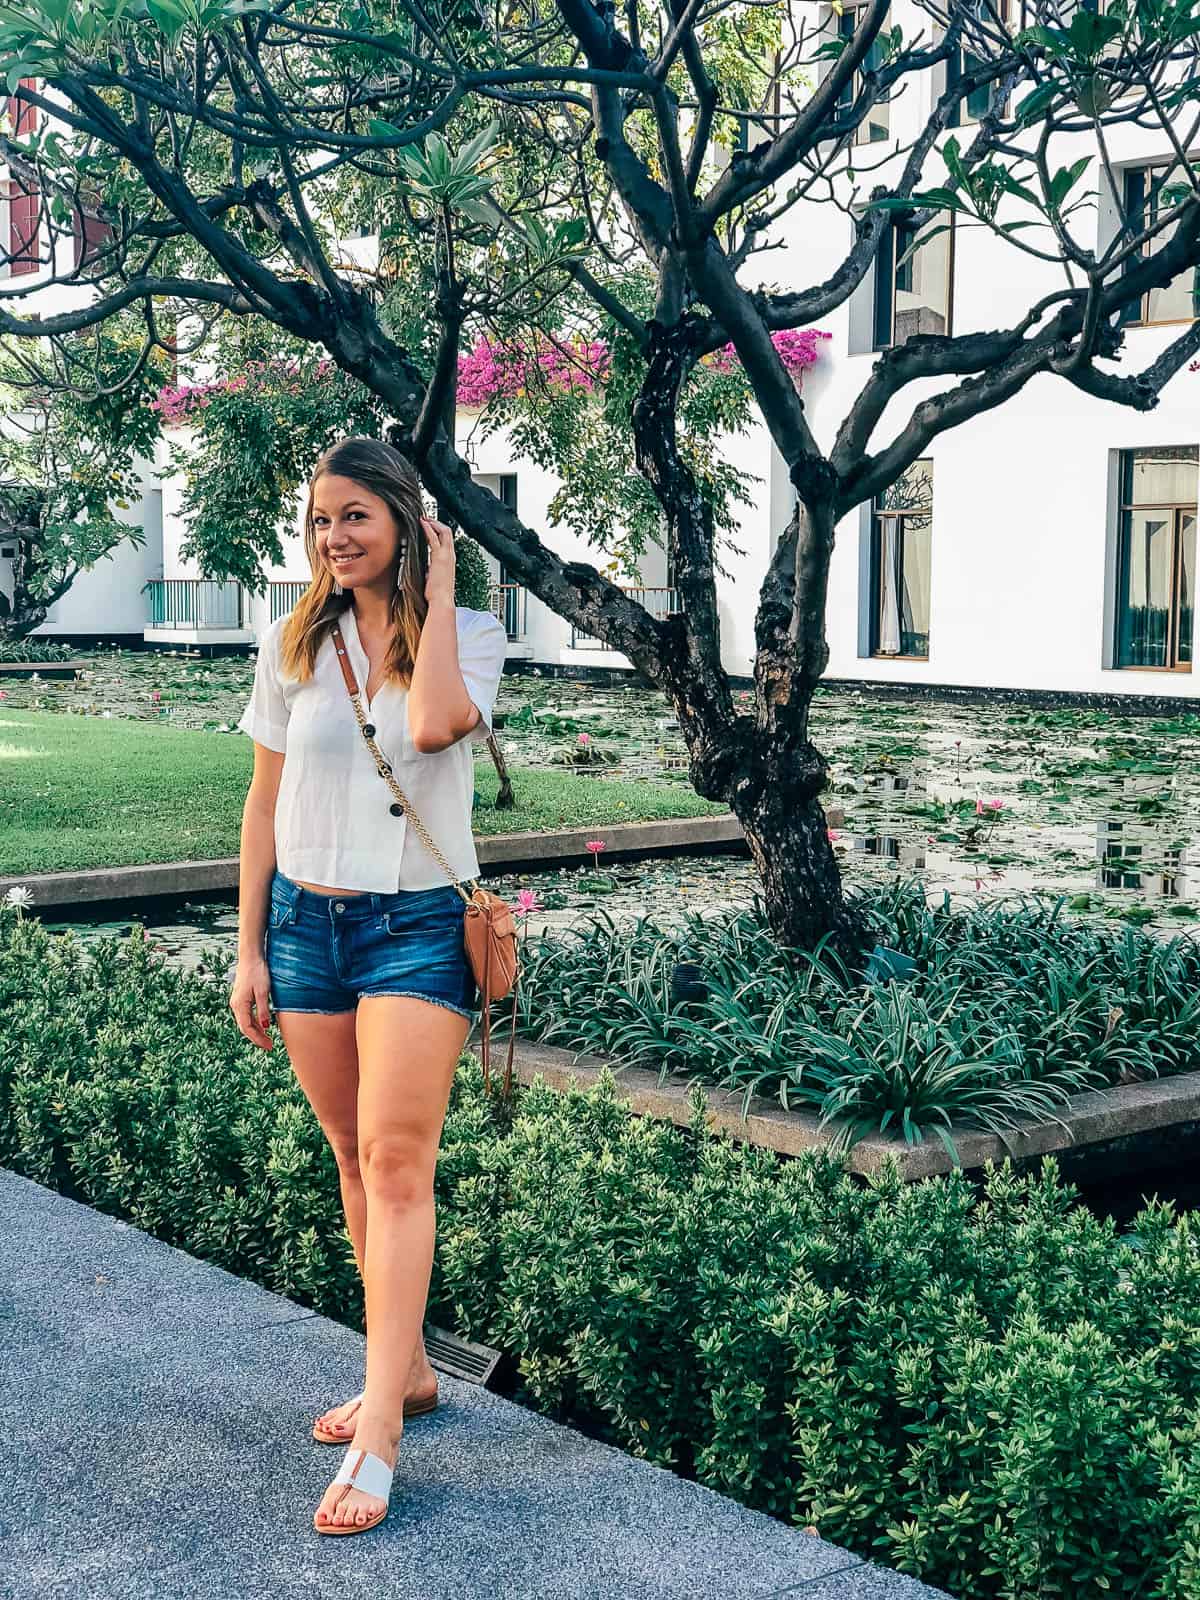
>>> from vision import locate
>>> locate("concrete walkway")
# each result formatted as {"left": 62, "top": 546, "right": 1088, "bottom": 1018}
{"left": 0, "top": 1167, "right": 949, "bottom": 1600}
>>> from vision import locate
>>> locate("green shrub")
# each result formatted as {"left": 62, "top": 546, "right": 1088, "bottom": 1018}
{"left": 513, "top": 878, "right": 1200, "bottom": 1155}
{"left": 0, "top": 637, "right": 77, "bottom": 662}
{"left": 3, "top": 900, "right": 1200, "bottom": 1597}
{"left": 453, "top": 533, "right": 493, "bottom": 612}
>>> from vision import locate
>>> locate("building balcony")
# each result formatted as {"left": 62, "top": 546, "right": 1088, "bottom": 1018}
{"left": 269, "top": 580, "right": 308, "bottom": 622}
{"left": 143, "top": 579, "right": 253, "bottom": 645}
{"left": 570, "top": 586, "right": 681, "bottom": 650}
{"left": 489, "top": 582, "right": 528, "bottom": 645}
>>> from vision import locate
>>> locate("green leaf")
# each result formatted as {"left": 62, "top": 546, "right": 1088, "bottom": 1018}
{"left": 1049, "top": 155, "right": 1092, "bottom": 210}
{"left": 457, "top": 117, "right": 500, "bottom": 172}
{"left": 1014, "top": 82, "right": 1057, "bottom": 127}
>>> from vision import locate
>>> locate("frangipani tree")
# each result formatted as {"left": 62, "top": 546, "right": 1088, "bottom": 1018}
{"left": 0, "top": 319, "right": 167, "bottom": 637}
{"left": 0, "top": 0, "right": 1197, "bottom": 957}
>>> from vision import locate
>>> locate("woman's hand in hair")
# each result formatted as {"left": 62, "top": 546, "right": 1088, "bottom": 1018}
{"left": 420, "top": 515, "right": 457, "bottom": 610}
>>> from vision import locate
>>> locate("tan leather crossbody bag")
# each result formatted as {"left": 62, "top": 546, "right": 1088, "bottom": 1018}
{"left": 331, "top": 622, "right": 520, "bottom": 1096}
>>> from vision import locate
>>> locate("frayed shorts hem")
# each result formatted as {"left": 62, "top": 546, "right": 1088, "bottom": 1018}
{"left": 274, "top": 1005, "right": 357, "bottom": 1016}
{"left": 359, "top": 990, "right": 479, "bottom": 1021}
{"left": 275, "top": 994, "right": 479, "bottom": 1021}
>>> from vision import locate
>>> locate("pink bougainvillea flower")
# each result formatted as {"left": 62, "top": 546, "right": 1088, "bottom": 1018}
{"left": 457, "top": 334, "right": 611, "bottom": 408}
{"left": 706, "top": 327, "right": 832, "bottom": 378}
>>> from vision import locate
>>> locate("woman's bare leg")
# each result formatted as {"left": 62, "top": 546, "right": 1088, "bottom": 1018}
{"left": 314, "top": 995, "right": 469, "bottom": 1530}
{"left": 274, "top": 1007, "right": 440, "bottom": 1439}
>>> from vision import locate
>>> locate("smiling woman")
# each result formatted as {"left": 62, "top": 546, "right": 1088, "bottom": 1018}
{"left": 226, "top": 434, "right": 511, "bottom": 1539}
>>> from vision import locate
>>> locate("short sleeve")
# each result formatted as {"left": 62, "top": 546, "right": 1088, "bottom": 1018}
{"left": 236, "top": 622, "right": 290, "bottom": 752}
{"left": 456, "top": 608, "right": 507, "bottom": 743}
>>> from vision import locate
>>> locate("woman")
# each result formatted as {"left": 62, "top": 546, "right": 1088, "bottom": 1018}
{"left": 229, "top": 435, "right": 508, "bottom": 1537}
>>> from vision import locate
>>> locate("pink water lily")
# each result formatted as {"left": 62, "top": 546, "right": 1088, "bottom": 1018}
{"left": 585, "top": 838, "right": 605, "bottom": 855}
{"left": 0, "top": 690, "right": 7, "bottom": 701}
{"left": 827, "top": 828, "right": 841, "bottom": 843}
{"left": 577, "top": 732, "right": 590, "bottom": 745}
{"left": 514, "top": 888, "right": 543, "bottom": 916}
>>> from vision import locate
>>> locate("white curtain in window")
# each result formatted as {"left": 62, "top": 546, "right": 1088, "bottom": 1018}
{"left": 878, "top": 517, "right": 902, "bottom": 653}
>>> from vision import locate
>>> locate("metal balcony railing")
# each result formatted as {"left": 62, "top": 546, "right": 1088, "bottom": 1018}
{"left": 270, "top": 580, "right": 308, "bottom": 622}
{"left": 488, "top": 582, "right": 526, "bottom": 641}
{"left": 145, "top": 579, "right": 244, "bottom": 629}
{"left": 570, "top": 586, "right": 680, "bottom": 650}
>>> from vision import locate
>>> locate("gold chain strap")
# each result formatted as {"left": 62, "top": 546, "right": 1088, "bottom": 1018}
{"left": 333, "top": 625, "right": 477, "bottom": 907}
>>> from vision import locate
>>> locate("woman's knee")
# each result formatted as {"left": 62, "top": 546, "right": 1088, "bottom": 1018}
{"left": 330, "top": 1137, "right": 362, "bottom": 1179}
{"left": 357, "top": 1132, "right": 434, "bottom": 1209}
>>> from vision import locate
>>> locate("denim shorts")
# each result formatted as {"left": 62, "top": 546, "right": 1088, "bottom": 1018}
{"left": 265, "top": 869, "right": 480, "bottom": 1021}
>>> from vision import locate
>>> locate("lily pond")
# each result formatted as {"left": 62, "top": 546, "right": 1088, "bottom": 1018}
{"left": 5, "top": 644, "right": 1200, "bottom": 970}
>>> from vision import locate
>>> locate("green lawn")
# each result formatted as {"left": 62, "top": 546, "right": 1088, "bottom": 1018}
{"left": 0, "top": 709, "right": 727, "bottom": 877}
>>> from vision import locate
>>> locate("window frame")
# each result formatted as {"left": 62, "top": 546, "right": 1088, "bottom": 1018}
{"left": 868, "top": 458, "right": 934, "bottom": 660}
{"left": 1118, "top": 162, "right": 1200, "bottom": 330}
{"left": 946, "top": 0, "right": 1016, "bottom": 127}
{"left": 1113, "top": 446, "right": 1197, "bottom": 673}
{"left": 833, "top": 1, "right": 892, "bottom": 146}
{"left": 872, "top": 210, "right": 956, "bottom": 350}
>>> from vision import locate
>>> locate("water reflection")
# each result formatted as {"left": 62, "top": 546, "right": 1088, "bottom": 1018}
{"left": 1097, "top": 819, "right": 1193, "bottom": 900}
{"left": 6, "top": 651, "right": 1200, "bottom": 948}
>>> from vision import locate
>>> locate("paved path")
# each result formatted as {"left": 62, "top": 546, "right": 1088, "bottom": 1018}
{"left": 0, "top": 1167, "right": 949, "bottom": 1600}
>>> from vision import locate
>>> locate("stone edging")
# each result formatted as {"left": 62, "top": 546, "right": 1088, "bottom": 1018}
{"left": 0, "top": 812, "right": 746, "bottom": 908}
{"left": 502, "top": 1036, "right": 1200, "bottom": 1181}
{"left": 0, "top": 661, "right": 88, "bottom": 679}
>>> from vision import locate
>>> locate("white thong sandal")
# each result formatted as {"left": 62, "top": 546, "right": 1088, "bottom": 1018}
{"left": 313, "top": 1445, "right": 395, "bottom": 1536}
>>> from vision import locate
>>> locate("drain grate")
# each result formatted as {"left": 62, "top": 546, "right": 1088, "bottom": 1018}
{"left": 424, "top": 1322, "right": 502, "bottom": 1386}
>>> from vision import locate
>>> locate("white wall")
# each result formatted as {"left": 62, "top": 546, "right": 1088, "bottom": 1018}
{"left": 8, "top": 54, "right": 1199, "bottom": 695}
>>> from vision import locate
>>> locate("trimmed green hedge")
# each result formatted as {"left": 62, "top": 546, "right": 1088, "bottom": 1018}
{"left": 3, "top": 903, "right": 1200, "bottom": 1598}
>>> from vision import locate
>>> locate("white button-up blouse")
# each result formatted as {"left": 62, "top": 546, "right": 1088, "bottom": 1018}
{"left": 237, "top": 604, "right": 508, "bottom": 893}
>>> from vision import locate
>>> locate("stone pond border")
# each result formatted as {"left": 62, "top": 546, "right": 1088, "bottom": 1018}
{"left": 0, "top": 813, "right": 747, "bottom": 909}
{"left": 0, "top": 661, "right": 92, "bottom": 679}
{"left": 503, "top": 1036, "right": 1200, "bottom": 1183}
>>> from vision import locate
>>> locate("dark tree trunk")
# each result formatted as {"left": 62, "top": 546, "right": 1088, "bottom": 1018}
{"left": 630, "top": 319, "right": 870, "bottom": 967}
{"left": 484, "top": 730, "right": 516, "bottom": 809}
{"left": 0, "top": 495, "right": 58, "bottom": 643}
{"left": 725, "top": 737, "right": 872, "bottom": 969}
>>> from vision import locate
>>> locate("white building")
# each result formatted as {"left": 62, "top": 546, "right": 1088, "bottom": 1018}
{"left": 3, "top": 19, "right": 1197, "bottom": 698}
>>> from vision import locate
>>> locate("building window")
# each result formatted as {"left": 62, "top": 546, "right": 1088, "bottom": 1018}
{"left": 5, "top": 80, "right": 39, "bottom": 278}
{"left": 72, "top": 190, "right": 114, "bottom": 270}
{"left": 1118, "top": 163, "right": 1200, "bottom": 328}
{"left": 873, "top": 212, "right": 954, "bottom": 348}
{"left": 1115, "top": 445, "right": 1196, "bottom": 671}
{"left": 870, "top": 458, "right": 932, "bottom": 658}
{"left": 946, "top": 0, "right": 1014, "bottom": 125}
{"left": 833, "top": 4, "right": 891, "bottom": 144}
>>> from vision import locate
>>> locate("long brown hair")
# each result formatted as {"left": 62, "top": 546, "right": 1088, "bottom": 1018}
{"left": 279, "top": 436, "right": 430, "bottom": 686}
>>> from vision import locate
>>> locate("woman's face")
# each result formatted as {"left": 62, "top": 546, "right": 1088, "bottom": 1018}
{"left": 311, "top": 474, "right": 406, "bottom": 589}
